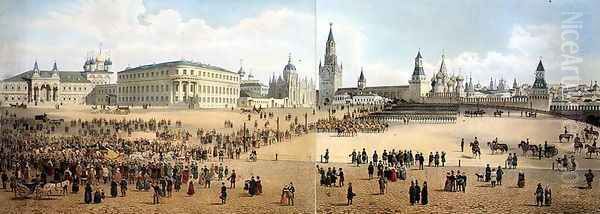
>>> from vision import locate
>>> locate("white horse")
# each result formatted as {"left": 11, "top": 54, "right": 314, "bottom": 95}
{"left": 37, "top": 180, "right": 70, "bottom": 198}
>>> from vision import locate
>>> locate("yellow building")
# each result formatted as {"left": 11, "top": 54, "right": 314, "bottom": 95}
{"left": 116, "top": 60, "right": 240, "bottom": 108}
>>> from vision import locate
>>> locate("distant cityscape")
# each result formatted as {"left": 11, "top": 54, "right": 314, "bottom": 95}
{"left": 0, "top": 24, "right": 598, "bottom": 115}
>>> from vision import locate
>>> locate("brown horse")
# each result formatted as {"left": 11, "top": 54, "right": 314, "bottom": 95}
{"left": 487, "top": 141, "right": 509, "bottom": 154}
{"left": 518, "top": 141, "right": 538, "bottom": 156}
{"left": 559, "top": 133, "right": 573, "bottom": 143}
{"left": 469, "top": 142, "right": 481, "bottom": 159}
{"left": 586, "top": 145, "right": 600, "bottom": 158}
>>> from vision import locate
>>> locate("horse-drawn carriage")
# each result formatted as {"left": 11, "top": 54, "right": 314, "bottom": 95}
{"left": 545, "top": 145, "right": 558, "bottom": 157}
{"left": 14, "top": 181, "right": 39, "bottom": 198}
{"left": 49, "top": 118, "right": 65, "bottom": 126}
{"left": 525, "top": 111, "right": 537, "bottom": 118}
{"left": 34, "top": 113, "right": 48, "bottom": 121}
{"left": 9, "top": 103, "right": 27, "bottom": 109}
{"left": 583, "top": 127, "right": 599, "bottom": 140}
{"left": 115, "top": 106, "right": 130, "bottom": 115}
{"left": 493, "top": 110, "right": 504, "bottom": 117}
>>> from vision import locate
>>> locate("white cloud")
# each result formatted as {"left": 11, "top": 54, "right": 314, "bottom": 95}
{"left": 0, "top": 1, "right": 569, "bottom": 90}
{"left": 3, "top": 0, "right": 317, "bottom": 84}
{"left": 431, "top": 24, "right": 561, "bottom": 86}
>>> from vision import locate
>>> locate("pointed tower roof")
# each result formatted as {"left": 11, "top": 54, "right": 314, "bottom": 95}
{"left": 412, "top": 51, "right": 425, "bottom": 76}
{"left": 52, "top": 61, "right": 58, "bottom": 72}
{"left": 358, "top": 67, "right": 366, "bottom": 82}
{"left": 438, "top": 53, "right": 448, "bottom": 75}
{"left": 533, "top": 58, "right": 548, "bottom": 89}
{"left": 327, "top": 22, "right": 335, "bottom": 43}
{"left": 536, "top": 59, "right": 545, "bottom": 71}
{"left": 33, "top": 60, "right": 40, "bottom": 72}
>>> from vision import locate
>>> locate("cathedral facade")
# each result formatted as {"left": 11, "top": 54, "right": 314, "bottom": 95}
{"left": 267, "top": 54, "right": 316, "bottom": 107}
{"left": 429, "top": 54, "right": 465, "bottom": 97}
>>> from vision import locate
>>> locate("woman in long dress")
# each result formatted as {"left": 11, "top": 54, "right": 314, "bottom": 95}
{"left": 421, "top": 182, "right": 428, "bottom": 205}
{"left": 110, "top": 181, "right": 118, "bottom": 197}
{"left": 84, "top": 182, "right": 93, "bottom": 204}
{"left": 390, "top": 168, "right": 397, "bottom": 182}
{"left": 182, "top": 168, "right": 190, "bottom": 184}
{"left": 256, "top": 176, "right": 263, "bottom": 195}
{"left": 187, "top": 180, "right": 195, "bottom": 196}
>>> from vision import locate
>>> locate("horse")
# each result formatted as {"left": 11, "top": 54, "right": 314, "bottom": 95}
{"left": 559, "top": 133, "right": 573, "bottom": 143}
{"left": 586, "top": 145, "right": 600, "bottom": 159}
{"left": 37, "top": 180, "right": 70, "bottom": 198}
{"left": 518, "top": 141, "right": 530, "bottom": 156}
{"left": 574, "top": 140, "right": 584, "bottom": 154}
{"left": 518, "top": 141, "right": 539, "bottom": 156}
{"left": 469, "top": 142, "right": 481, "bottom": 159}
{"left": 487, "top": 141, "right": 509, "bottom": 154}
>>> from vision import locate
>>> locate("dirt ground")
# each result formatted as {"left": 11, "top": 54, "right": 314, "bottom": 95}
{"left": 1, "top": 105, "right": 599, "bottom": 213}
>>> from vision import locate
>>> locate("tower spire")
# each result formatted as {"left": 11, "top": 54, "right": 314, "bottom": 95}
{"left": 52, "top": 60, "right": 58, "bottom": 72}
{"left": 327, "top": 22, "right": 334, "bottom": 42}
{"left": 33, "top": 60, "right": 39, "bottom": 72}
{"left": 439, "top": 51, "right": 447, "bottom": 75}
{"left": 412, "top": 50, "right": 425, "bottom": 78}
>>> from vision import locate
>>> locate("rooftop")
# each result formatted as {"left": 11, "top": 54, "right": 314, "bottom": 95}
{"left": 119, "top": 60, "right": 235, "bottom": 74}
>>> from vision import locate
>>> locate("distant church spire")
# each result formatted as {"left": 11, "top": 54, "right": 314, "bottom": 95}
{"left": 358, "top": 67, "right": 366, "bottom": 90}
{"left": 327, "top": 22, "right": 335, "bottom": 43}
{"left": 33, "top": 60, "right": 40, "bottom": 73}
{"left": 324, "top": 22, "right": 337, "bottom": 66}
{"left": 439, "top": 52, "right": 447, "bottom": 75}
{"left": 52, "top": 61, "right": 58, "bottom": 72}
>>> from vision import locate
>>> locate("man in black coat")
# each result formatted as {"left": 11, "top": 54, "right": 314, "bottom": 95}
{"left": 414, "top": 180, "right": 421, "bottom": 204}
{"left": 347, "top": 182, "right": 355, "bottom": 205}
{"left": 409, "top": 181, "right": 415, "bottom": 205}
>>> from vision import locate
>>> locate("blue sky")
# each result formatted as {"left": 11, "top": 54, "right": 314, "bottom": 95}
{"left": 0, "top": 0, "right": 597, "bottom": 87}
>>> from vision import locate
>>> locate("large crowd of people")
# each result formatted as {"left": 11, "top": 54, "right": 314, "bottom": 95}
{"left": 0, "top": 109, "right": 309, "bottom": 205}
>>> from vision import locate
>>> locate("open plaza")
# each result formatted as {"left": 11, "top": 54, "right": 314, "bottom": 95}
{"left": 0, "top": 104, "right": 599, "bottom": 213}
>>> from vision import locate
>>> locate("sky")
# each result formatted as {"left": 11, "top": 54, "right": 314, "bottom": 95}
{"left": 0, "top": 0, "right": 598, "bottom": 88}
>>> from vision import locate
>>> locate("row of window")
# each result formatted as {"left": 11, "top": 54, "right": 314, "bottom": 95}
{"left": 118, "top": 96, "right": 237, "bottom": 104}
{"left": 119, "top": 69, "right": 239, "bottom": 82}
{"left": 118, "top": 84, "right": 238, "bottom": 95}
{"left": 3, "top": 96, "right": 80, "bottom": 102}
{"left": 2, "top": 85, "right": 87, "bottom": 92}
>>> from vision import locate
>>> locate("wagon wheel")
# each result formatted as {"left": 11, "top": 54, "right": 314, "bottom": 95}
{"left": 15, "top": 185, "right": 29, "bottom": 198}
{"left": 34, "top": 186, "right": 41, "bottom": 199}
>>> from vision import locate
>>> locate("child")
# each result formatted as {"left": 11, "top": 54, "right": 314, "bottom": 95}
{"left": 490, "top": 169, "right": 497, "bottom": 187}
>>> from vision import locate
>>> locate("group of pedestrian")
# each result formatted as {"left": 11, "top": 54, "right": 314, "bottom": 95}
{"left": 409, "top": 180, "right": 428, "bottom": 205}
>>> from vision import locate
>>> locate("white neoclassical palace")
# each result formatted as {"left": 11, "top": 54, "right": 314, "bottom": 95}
{"left": 115, "top": 61, "right": 240, "bottom": 108}
{"left": 0, "top": 50, "right": 112, "bottom": 105}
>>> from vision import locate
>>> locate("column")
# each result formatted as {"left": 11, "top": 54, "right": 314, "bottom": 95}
{"left": 169, "top": 82, "right": 174, "bottom": 104}
{"left": 177, "top": 80, "right": 183, "bottom": 102}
